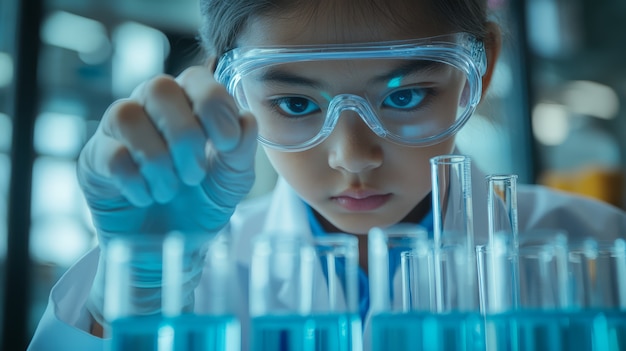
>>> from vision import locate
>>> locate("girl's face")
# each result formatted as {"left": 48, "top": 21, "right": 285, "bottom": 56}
{"left": 237, "top": 5, "right": 466, "bottom": 235}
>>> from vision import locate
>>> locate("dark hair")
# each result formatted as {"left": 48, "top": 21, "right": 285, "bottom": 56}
{"left": 198, "top": 0, "right": 488, "bottom": 59}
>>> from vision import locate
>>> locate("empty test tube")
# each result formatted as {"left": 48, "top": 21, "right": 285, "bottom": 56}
{"left": 476, "top": 233, "right": 516, "bottom": 314}
{"left": 486, "top": 174, "right": 519, "bottom": 248}
{"left": 517, "top": 231, "right": 570, "bottom": 310}
{"left": 486, "top": 174, "right": 519, "bottom": 311}
{"left": 569, "top": 237, "right": 626, "bottom": 310}
{"left": 430, "top": 155, "right": 477, "bottom": 312}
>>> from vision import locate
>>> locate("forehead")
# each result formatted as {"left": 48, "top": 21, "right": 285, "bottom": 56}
{"left": 236, "top": 1, "right": 449, "bottom": 47}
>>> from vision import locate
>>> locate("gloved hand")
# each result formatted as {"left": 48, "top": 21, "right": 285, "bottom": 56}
{"left": 78, "top": 66, "right": 258, "bottom": 327}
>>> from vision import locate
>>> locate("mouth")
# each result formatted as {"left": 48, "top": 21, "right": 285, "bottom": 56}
{"left": 331, "top": 189, "right": 392, "bottom": 212}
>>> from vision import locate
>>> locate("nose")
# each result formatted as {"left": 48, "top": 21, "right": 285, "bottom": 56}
{"left": 327, "top": 111, "right": 383, "bottom": 174}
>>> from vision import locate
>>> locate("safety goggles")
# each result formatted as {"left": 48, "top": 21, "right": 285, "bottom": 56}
{"left": 215, "top": 33, "right": 486, "bottom": 152}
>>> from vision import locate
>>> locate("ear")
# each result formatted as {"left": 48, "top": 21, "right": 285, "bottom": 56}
{"left": 480, "top": 22, "right": 502, "bottom": 97}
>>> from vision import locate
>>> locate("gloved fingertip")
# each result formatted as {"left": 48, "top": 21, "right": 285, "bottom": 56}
{"left": 210, "top": 104, "right": 242, "bottom": 153}
{"left": 153, "top": 179, "right": 179, "bottom": 204}
{"left": 180, "top": 162, "right": 206, "bottom": 186}
{"left": 126, "top": 191, "right": 154, "bottom": 207}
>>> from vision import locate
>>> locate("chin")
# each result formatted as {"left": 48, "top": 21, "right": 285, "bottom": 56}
{"left": 330, "top": 214, "right": 402, "bottom": 235}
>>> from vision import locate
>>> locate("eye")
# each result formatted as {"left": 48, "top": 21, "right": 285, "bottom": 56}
{"left": 272, "top": 97, "right": 320, "bottom": 117}
{"left": 382, "top": 89, "right": 427, "bottom": 109}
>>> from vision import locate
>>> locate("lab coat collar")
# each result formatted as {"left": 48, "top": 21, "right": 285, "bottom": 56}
{"left": 234, "top": 177, "right": 313, "bottom": 267}
{"left": 262, "top": 177, "right": 314, "bottom": 238}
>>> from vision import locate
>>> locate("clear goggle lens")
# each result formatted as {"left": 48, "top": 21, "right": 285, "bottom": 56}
{"left": 216, "top": 34, "right": 486, "bottom": 151}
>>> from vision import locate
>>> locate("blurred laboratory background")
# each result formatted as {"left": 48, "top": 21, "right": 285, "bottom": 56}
{"left": 1, "top": 0, "right": 625, "bottom": 348}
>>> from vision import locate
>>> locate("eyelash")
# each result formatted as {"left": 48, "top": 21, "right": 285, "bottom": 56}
{"left": 264, "top": 87, "right": 438, "bottom": 117}
{"left": 267, "top": 97, "right": 321, "bottom": 118}
{"left": 382, "top": 87, "right": 438, "bottom": 112}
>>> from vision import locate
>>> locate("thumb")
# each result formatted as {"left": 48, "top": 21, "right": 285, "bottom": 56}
{"left": 202, "top": 111, "right": 258, "bottom": 207}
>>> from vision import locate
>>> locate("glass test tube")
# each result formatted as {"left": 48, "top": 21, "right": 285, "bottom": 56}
{"left": 249, "top": 233, "right": 315, "bottom": 316}
{"left": 369, "top": 224, "right": 484, "bottom": 351}
{"left": 171, "top": 234, "right": 241, "bottom": 351}
{"left": 400, "top": 241, "right": 436, "bottom": 313}
{"left": 568, "top": 238, "right": 626, "bottom": 350}
{"left": 486, "top": 174, "right": 520, "bottom": 312}
{"left": 486, "top": 174, "right": 519, "bottom": 248}
{"left": 479, "top": 230, "right": 573, "bottom": 351}
{"left": 430, "top": 155, "right": 478, "bottom": 312}
{"left": 104, "top": 232, "right": 239, "bottom": 351}
{"left": 249, "top": 232, "right": 362, "bottom": 351}
{"left": 104, "top": 233, "right": 171, "bottom": 351}
{"left": 517, "top": 230, "right": 570, "bottom": 310}
{"left": 311, "top": 235, "right": 362, "bottom": 351}
{"left": 569, "top": 237, "right": 626, "bottom": 309}
{"left": 368, "top": 224, "right": 431, "bottom": 314}
{"left": 476, "top": 234, "right": 516, "bottom": 315}
{"left": 369, "top": 225, "right": 434, "bottom": 350}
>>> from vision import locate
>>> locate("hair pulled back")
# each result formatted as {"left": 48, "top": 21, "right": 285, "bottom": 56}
{"left": 198, "top": 0, "right": 488, "bottom": 58}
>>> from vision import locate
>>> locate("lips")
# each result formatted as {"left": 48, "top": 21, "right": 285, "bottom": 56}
{"left": 332, "top": 189, "right": 392, "bottom": 212}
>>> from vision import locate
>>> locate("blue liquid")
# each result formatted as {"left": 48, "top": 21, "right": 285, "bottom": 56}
{"left": 109, "top": 314, "right": 240, "bottom": 351}
{"left": 109, "top": 315, "right": 162, "bottom": 351}
{"left": 485, "top": 309, "right": 626, "bottom": 351}
{"left": 167, "top": 314, "right": 240, "bottom": 351}
{"left": 251, "top": 313, "right": 362, "bottom": 351}
{"left": 486, "top": 310, "right": 581, "bottom": 351}
{"left": 371, "top": 312, "right": 485, "bottom": 351}
{"left": 592, "top": 310, "right": 626, "bottom": 351}
{"left": 371, "top": 310, "right": 625, "bottom": 351}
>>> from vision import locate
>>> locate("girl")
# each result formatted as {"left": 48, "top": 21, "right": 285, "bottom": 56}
{"left": 29, "top": 0, "right": 626, "bottom": 350}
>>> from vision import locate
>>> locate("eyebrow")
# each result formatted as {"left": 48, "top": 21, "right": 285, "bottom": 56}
{"left": 255, "top": 60, "right": 443, "bottom": 88}
{"left": 370, "top": 60, "right": 443, "bottom": 85}
{"left": 256, "top": 69, "right": 323, "bottom": 89}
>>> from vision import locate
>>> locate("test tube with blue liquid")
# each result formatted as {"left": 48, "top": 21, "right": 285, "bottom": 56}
{"left": 368, "top": 224, "right": 440, "bottom": 349}
{"left": 485, "top": 174, "right": 519, "bottom": 311}
{"left": 518, "top": 231, "right": 572, "bottom": 351}
{"left": 249, "top": 232, "right": 362, "bottom": 351}
{"left": 430, "top": 155, "right": 478, "bottom": 312}
{"left": 166, "top": 234, "right": 241, "bottom": 351}
{"left": 479, "top": 174, "right": 626, "bottom": 351}
{"left": 568, "top": 237, "right": 626, "bottom": 350}
{"left": 430, "top": 155, "right": 484, "bottom": 350}
{"left": 370, "top": 154, "right": 483, "bottom": 350}
{"left": 484, "top": 173, "right": 586, "bottom": 350}
{"left": 311, "top": 235, "right": 362, "bottom": 351}
{"left": 104, "top": 233, "right": 171, "bottom": 351}
{"left": 104, "top": 232, "right": 240, "bottom": 351}
{"left": 480, "top": 229, "right": 574, "bottom": 351}
{"left": 479, "top": 174, "right": 520, "bottom": 350}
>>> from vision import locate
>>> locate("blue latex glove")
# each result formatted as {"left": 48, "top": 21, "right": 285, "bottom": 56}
{"left": 78, "top": 66, "right": 257, "bottom": 326}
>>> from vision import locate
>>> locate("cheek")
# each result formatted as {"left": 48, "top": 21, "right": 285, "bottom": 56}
{"left": 264, "top": 148, "right": 327, "bottom": 193}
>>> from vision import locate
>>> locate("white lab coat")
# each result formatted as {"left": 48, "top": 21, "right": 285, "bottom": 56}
{"left": 28, "top": 164, "right": 626, "bottom": 350}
